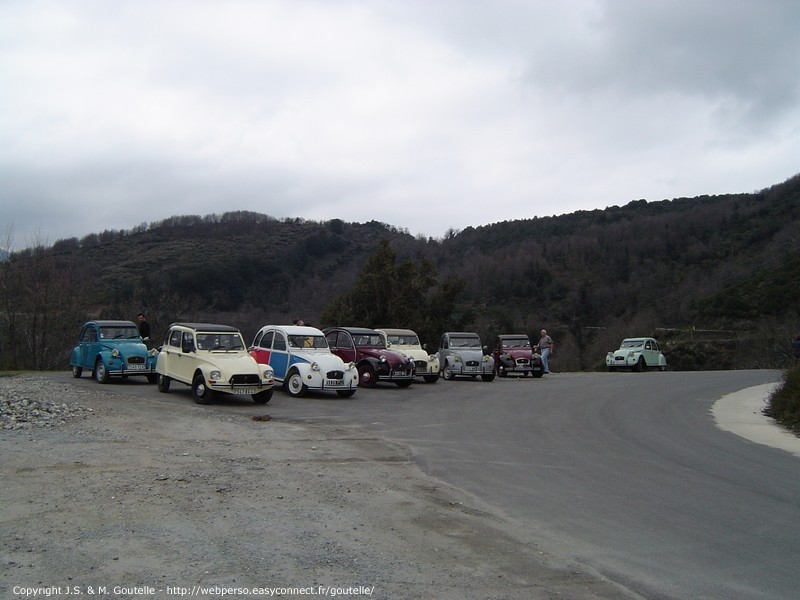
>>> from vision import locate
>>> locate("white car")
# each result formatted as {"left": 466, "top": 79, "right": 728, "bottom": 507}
{"left": 378, "top": 328, "right": 440, "bottom": 383}
{"left": 606, "top": 337, "right": 667, "bottom": 372}
{"left": 250, "top": 325, "right": 359, "bottom": 397}
{"left": 156, "top": 323, "right": 274, "bottom": 404}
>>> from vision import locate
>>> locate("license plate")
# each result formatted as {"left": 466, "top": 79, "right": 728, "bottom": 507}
{"left": 126, "top": 364, "right": 147, "bottom": 371}
{"left": 325, "top": 378, "right": 344, "bottom": 387}
{"left": 465, "top": 366, "right": 479, "bottom": 372}
{"left": 232, "top": 388, "right": 257, "bottom": 395}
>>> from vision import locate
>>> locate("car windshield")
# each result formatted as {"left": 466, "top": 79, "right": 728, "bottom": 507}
{"left": 387, "top": 334, "right": 420, "bottom": 346}
{"left": 288, "top": 335, "right": 328, "bottom": 349}
{"left": 451, "top": 335, "right": 481, "bottom": 348}
{"left": 353, "top": 334, "right": 385, "bottom": 347}
{"left": 502, "top": 338, "right": 530, "bottom": 348}
{"left": 99, "top": 326, "right": 140, "bottom": 340}
{"left": 621, "top": 340, "right": 645, "bottom": 349}
{"left": 196, "top": 333, "right": 245, "bottom": 351}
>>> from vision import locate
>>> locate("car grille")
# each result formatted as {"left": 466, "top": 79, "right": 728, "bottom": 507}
{"left": 127, "top": 356, "right": 145, "bottom": 364}
{"left": 326, "top": 370, "right": 344, "bottom": 379}
{"left": 515, "top": 358, "right": 530, "bottom": 366}
{"left": 466, "top": 360, "right": 479, "bottom": 367}
{"left": 414, "top": 360, "right": 427, "bottom": 370}
{"left": 229, "top": 374, "right": 260, "bottom": 385}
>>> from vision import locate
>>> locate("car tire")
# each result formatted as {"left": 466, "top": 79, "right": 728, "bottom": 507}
{"left": 157, "top": 374, "right": 171, "bottom": 392}
{"left": 337, "top": 389, "right": 357, "bottom": 398}
{"left": 71, "top": 365, "right": 83, "bottom": 378}
{"left": 442, "top": 364, "right": 456, "bottom": 381}
{"left": 192, "top": 375, "right": 215, "bottom": 404}
{"left": 253, "top": 389, "right": 273, "bottom": 404}
{"left": 533, "top": 369, "right": 544, "bottom": 378}
{"left": 94, "top": 360, "right": 110, "bottom": 384}
{"left": 286, "top": 372, "right": 308, "bottom": 397}
{"left": 146, "top": 373, "right": 157, "bottom": 384}
{"left": 635, "top": 357, "right": 645, "bottom": 372}
{"left": 357, "top": 364, "right": 377, "bottom": 388}
{"left": 481, "top": 373, "right": 495, "bottom": 382}
{"left": 395, "top": 380, "right": 412, "bottom": 388}
{"left": 423, "top": 374, "right": 440, "bottom": 383}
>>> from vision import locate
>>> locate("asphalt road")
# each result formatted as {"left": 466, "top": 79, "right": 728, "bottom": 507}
{"left": 68, "top": 368, "right": 794, "bottom": 599}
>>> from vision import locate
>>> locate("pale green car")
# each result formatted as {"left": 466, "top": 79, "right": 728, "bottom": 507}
{"left": 606, "top": 337, "right": 667, "bottom": 372}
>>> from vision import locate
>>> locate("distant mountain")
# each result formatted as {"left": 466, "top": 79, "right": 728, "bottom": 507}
{"left": 2, "top": 175, "right": 799, "bottom": 371}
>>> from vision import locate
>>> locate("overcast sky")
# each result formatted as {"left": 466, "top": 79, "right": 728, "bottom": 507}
{"left": 2, "top": 0, "right": 798, "bottom": 249}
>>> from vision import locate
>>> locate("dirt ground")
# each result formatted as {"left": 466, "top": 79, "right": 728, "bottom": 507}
{"left": 1, "top": 375, "right": 637, "bottom": 600}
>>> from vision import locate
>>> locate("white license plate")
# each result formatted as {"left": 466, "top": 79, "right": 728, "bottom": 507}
{"left": 126, "top": 364, "right": 147, "bottom": 371}
{"left": 232, "top": 388, "right": 257, "bottom": 395}
{"left": 465, "top": 366, "right": 479, "bottom": 372}
{"left": 325, "top": 379, "right": 344, "bottom": 387}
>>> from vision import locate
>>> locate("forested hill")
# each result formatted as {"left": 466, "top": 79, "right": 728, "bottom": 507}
{"left": 3, "top": 174, "right": 799, "bottom": 371}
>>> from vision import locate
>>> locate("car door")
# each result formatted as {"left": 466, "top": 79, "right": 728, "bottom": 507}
{"left": 79, "top": 324, "right": 99, "bottom": 368}
{"left": 250, "top": 329, "right": 273, "bottom": 366}
{"left": 328, "top": 330, "right": 356, "bottom": 364}
{"left": 269, "top": 331, "right": 289, "bottom": 380}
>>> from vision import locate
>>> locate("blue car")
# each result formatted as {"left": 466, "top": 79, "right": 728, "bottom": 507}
{"left": 70, "top": 320, "right": 157, "bottom": 383}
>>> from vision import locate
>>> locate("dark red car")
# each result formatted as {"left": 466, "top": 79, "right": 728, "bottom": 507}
{"left": 323, "top": 326, "right": 415, "bottom": 388}
{"left": 492, "top": 334, "right": 544, "bottom": 378}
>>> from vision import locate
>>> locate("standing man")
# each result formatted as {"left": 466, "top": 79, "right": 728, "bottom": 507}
{"left": 537, "top": 329, "right": 554, "bottom": 374}
{"left": 137, "top": 312, "right": 151, "bottom": 341}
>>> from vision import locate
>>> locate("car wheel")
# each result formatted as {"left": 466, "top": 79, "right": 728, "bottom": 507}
{"left": 71, "top": 365, "right": 83, "bottom": 378}
{"left": 192, "top": 375, "right": 215, "bottom": 404}
{"left": 286, "top": 372, "right": 308, "bottom": 397}
{"left": 157, "top": 374, "right": 171, "bottom": 392}
{"left": 497, "top": 367, "right": 507, "bottom": 378}
{"left": 423, "top": 374, "right": 440, "bottom": 383}
{"left": 659, "top": 365, "right": 667, "bottom": 371}
{"left": 146, "top": 373, "right": 157, "bottom": 384}
{"left": 253, "top": 389, "right": 273, "bottom": 404}
{"left": 357, "top": 364, "right": 377, "bottom": 388}
{"left": 337, "top": 389, "right": 357, "bottom": 398}
{"left": 635, "top": 357, "right": 645, "bottom": 372}
{"left": 395, "top": 380, "right": 412, "bottom": 388}
{"left": 94, "top": 360, "right": 110, "bottom": 384}
{"left": 481, "top": 373, "right": 495, "bottom": 382}
{"left": 442, "top": 364, "right": 456, "bottom": 380}
{"left": 533, "top": 369, "right": 544, "bottom": 379}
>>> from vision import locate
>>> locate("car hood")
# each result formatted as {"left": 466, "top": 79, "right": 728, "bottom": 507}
{"left": 391, "top": 345, "right": 431, "bottom": 361}
{"left": 201, "top": 352, "right": 261, "bottom": 373}
{"left": 498, "top": 348, "right": 532, "bottom": 358}
{"left": 359, "top": 348, "right": 410, "bottom": 365}
{"left": 99, "top": 340, "right": 150, "bottom": 355}
{"left": 452, "top": 348, "right": 487, "bottom": 361}
{"left": 292, "top": 351, "right": 351, "bottom": 370}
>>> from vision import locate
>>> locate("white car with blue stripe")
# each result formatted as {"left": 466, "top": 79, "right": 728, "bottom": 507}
{"left": 249, "top": 325, "right": 359, "bottom": 397}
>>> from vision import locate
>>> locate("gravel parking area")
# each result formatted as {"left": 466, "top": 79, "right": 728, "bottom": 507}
{"left": 1, "top": 374, "right": 635, "bottom": 600}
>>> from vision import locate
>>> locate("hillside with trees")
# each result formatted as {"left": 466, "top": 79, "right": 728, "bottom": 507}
{"left": 2, "top": 174, "right": 799, "bottom": 372}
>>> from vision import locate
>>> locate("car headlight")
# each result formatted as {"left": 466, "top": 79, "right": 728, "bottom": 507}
{"left": 482, "top": 355, "right": 491, "bottom": 362}
{"left": 263, "top": 368, "right": 273, "bottom": 379}
{"left": 311, "top": 362, "right": 320, "bottom": 371}
{"left": 347, "top": 362, "right": 356, "bottom": 370}
{"left": 111, "top": 349, "right": 120, "bottom": 357}
{"left": 380, "top": 356, "right": 387, "bottom": 363}
{"left": 453, "top": 354, "right": 462, "bottom": 363}
{"left": 210, "top": 370, "right": 222, "bottom": 379}
{"left": 428, "top": 354, "right": 436, "bottom": 361}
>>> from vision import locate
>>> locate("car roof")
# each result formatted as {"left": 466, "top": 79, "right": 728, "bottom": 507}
{"left": 259, "top": 325, "right": 325, "bottom": 336}
{"left": 445, "top": 331, "right": 480, "bottom": 336}
{"left": 622, "top": 337, "right": 655, "bottom": 342}
{"left": 499, "top": 334, "right": 529, "bottom": 339}
{"left": 378, "top": 328, "right": 417, "bottom": 336}
{"left": 90, "top": 320, "right": 138, "bottom": 328}
{"left": 325, "top": 326, "right": 380, "bottom": 335}
{"left": 169, "top": 322, "right": 241, "bottom": 333}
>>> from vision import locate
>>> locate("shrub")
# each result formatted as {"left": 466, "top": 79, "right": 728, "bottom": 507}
{"left": 764, "top": 364, "right": 800, "bottom": 433}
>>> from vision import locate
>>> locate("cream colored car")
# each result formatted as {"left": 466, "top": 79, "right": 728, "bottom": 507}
{"left": 156, "top": 322, "right": 274, "bottom": 404}
{"left": 378, "top": 328, "right": 440, "bottom": 383}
